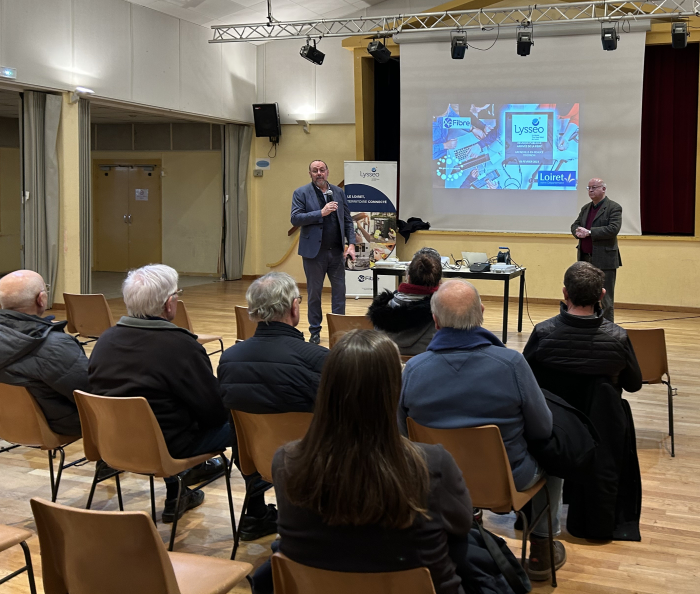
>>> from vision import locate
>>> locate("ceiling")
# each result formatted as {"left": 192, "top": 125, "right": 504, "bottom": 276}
{"left": 126, "top": 0, "right": 379, "bottom": 27}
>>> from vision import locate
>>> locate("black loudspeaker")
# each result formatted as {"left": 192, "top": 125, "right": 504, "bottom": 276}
{"left": 672, "top": 23, "right": 689, "bottom": 49}
{"left": 451, "top": 34, "right": 467, "bottom": 59}
{"left": 470, "top": 262, "right": 491, "bottom": 272}
{"left": 516, "top": 31, "right": 533, "bottom": 57}
{"left": 601, "top": 27, "right": 618, "bottom": 51}
{"left": 252, "top": 103, "right": 281, "bottom": 142}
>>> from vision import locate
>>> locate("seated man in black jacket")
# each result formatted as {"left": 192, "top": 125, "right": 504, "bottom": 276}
{"left": 0, "top": 269, "right": 86, "bottom": 436}
{"left": 218, "top": 272, "right": 329, "bottom": 540}
{"left": 523, "top": 261, "right": 643, "bottom": 541}
{"left": 89, "top": 264, "right": 229, "bottom": 523}
{"left": 367, "top": 247, "right": 442, "bottom": 355}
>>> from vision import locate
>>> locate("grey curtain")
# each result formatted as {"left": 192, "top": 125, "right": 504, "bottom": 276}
{"left": 223, "top": 124, "right": 252, "bottom": 280}
{"left": 22, "top": 92, "right": 61, "bottom": 307}
{"left": 79, "top": 98, "right": 92, "bottom": 293}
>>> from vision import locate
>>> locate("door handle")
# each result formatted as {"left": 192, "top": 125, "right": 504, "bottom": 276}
{"left": 123, "top": 215, "right": 128, "bottom": 223}
{"left": 128, "top": 214, "right": 132, "bottom": 224}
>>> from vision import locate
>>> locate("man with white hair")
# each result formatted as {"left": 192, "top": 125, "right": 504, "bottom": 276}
{"left": 571, "top": 178, "right": 622, "bottom": 321}
{"left": 399, "top": 279, "right": 566, "bottom": 580}
{"left": 88, "top": 264, "right": 229, "bottom": 523}
{"left": 0, "top": 269, "right": 87, "bottom": 436}
{"left": 218, "top": 271, "right": 329, "bottom": 541}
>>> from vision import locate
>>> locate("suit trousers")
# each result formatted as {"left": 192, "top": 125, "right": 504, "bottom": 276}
{"left": 581, "top": 254, "right": 616, "bottom": 322}
{"left": 303, "top": 247, "right": 346, "bottom": 335}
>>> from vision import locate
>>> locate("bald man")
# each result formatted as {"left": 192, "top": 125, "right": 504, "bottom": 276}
{"left": 399, "top": 280, "right": 566, "bottom": 580}
{"left": 0, "top": 270, "right": 87, "bottom": 435}
{"left": 571, "top": 178, "right": 622, "bottom": 321}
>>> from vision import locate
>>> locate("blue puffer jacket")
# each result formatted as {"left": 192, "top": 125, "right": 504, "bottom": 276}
{"left": 399, "top": 326, "right": 552, "bottom": 490}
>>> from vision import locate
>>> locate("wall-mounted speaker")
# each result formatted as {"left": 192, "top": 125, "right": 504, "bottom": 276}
{"left": 252, "top": 103, "right": 281, "bottom": 143}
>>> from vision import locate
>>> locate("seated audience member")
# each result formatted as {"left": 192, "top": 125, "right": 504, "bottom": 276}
{"left": 88, "top": 264, "right": 228, "bottom": 523}
{"left": 399, "top": 280, "right": 565, "bottom": 580}
{"left": 0, "top": 270, "right": 86, "bottom": 436}
{"left": 523, "top": 261, "right": 643, "bottom": 541}
{"left": 218, "top": 272, "right": 328, "bottom": 540}
{"left": 253, "top": 330, "right": 473, "bottom": 594}
{"left": 367, "top": 247, "right": 442, "bottom": 355}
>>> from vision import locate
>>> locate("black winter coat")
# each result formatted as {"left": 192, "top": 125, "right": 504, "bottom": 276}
{"left": 0, "top": 310, "right": 86, "bottom": 436}
{"left": 367, "top": 290, "right": 436, "bottom": 356}
{"left": 88, "top": 317, "right": 228, "bottom": 458}
{"left": 218, "top": 322, "right": 328, "bottom": 414}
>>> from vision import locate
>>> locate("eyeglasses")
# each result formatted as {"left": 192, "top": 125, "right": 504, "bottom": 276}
{"left": 43, "top": 283, "right": 51, "bottom": 293}
{"left": 295, "top": 295, "right": 303, "bottom": 304}
{"left": 164, "top": 288, "right": 183, "bottom": 307}
{"left": 586, "top": 185, "right": 603, "bottom": 191}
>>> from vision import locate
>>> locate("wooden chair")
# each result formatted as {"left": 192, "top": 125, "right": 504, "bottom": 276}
{"left": 326, "top": 313, "right": 373, "bottom": 348}
{"left": 172, "top": 300, "right": 224, "bottom": 356}
{"left": 230, "top": 411, "right": 313, "bottom": 559}
{"left": 235, "top": 305, "right": 258, "bottom": 343}
{"left": 0, "top": 524, "right": 37, "bottom": 594}
{"left": 407, "top": 419, "right": 557, "bottom": 587}
{"left": 626, "top": 328, "right": 676, "bottom": 456}
{"left": 63, "top": 293, "right": 115, "bottom": 344}
{"left": 74, "top": 391, "right": 236, "bottom": 552}
{"left": 271, "top": 552, "right": 435, "bottom": 594}
{"left": 0, "top": 384, "right": 82, "bottom": 502}
{"left": 30, "top": 498, "right": 252, "bottom": 594}
{"left": 400, "top": 355, "right": 414, "bottom": 364}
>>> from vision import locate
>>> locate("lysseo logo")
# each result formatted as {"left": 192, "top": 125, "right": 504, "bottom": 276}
{"left": 360, "top": 168, "right": 380, "bottom": 179}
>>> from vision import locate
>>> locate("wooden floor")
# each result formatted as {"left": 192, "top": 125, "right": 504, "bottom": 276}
{"left": 1, "top": 279, "right": 699, "bottom": 593}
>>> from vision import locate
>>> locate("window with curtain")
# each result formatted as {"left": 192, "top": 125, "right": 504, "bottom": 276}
{"left": 640, "top": 43, "right": 699, "bottom": 235}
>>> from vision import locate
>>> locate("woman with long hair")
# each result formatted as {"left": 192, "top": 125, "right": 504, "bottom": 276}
{"left": 253, "top": 329, "right": 473, "bottom": 594}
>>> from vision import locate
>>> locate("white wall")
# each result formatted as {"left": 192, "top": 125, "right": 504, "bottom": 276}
{"left": 256, "top": 37, "right": 354, "bottom": 124}
{"left": 0, "top": 0, "right": 257, "bottom": 123}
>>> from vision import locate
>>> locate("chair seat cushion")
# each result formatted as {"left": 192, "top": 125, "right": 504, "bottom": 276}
{"left": 0, "top": 524, "right": 32, "bottom": 552}
{"left": 168, "top": 551, "right": 252, "bottom": 594}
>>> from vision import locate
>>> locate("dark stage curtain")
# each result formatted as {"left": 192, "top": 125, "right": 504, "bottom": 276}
{"left": 640, "top": 43, "right": 699, "bottom": 235}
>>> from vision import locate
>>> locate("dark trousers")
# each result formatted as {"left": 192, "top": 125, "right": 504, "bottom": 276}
{"left": 580, "top": 254, "right": 617, "bottom": 322}
{"left": 303, "top": 247, "right": 346, "bottom": 335}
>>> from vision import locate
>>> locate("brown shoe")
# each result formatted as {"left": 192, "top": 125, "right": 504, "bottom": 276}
{"left": 527, "top": 537, "right": 566, "bottom": 581}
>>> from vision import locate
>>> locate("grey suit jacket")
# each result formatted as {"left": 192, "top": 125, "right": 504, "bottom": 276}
{"left": 571, "top": 196, "right": 622, "bottom": 270}
{"left": 291, "top": 182, "right": 354, "bottom": 259}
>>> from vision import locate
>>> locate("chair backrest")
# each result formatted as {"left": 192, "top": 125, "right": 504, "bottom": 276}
{"left": 63, "top": 293, "right": 115, "bottom": 338}
{"left": 271, "top": 552, "right": 436, "bottom": 594}
{"left": 30, "top": 498, "right": 181, "bottom": 594}
{"left": 74, "top": 391, "right": 175, "bottom": 476}
{"left": 0, "top": 383, "right": 73, "bottom": 449}
{"left": 326, "top": 313, "right": 373, "bottom": 348}
{"left": 406, "top": 419, "right": 516, "bottom": 513}
{"left": 235, "top": 305, "right": 258, "bottom": 341}
{"left": 400, "top": 355, "right": 413, "bottom": 364}
{"left": 231, "top": 411, "right": 313, "bottom": 482}
{"left": 171, "top": 300, "right": 194, "bottom": 333}
{"left": 625, "top": 328, "right": 669, "bottom": 384}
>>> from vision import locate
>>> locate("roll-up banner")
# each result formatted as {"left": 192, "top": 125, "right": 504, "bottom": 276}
{"left": 344, "top": 161, "right": 398, "bottom": 298}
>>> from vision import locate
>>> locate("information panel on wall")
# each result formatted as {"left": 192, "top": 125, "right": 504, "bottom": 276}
{"left": 344, "top": 161, "right": 398, "bottom": 298}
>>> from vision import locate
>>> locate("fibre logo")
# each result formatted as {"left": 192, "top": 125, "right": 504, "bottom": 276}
{"left": 442, "top": 117, "right": 473, "bottom": 130}
{"left": 537, "top": 171, "right": 577, "bottom": 187}
{"left": 357, "top": 275, "right": 373, "bottom": 282}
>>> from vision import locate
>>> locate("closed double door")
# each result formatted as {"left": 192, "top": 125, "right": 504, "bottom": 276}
{"left": 93, "top": 160, "right": 162, "bottom": 271}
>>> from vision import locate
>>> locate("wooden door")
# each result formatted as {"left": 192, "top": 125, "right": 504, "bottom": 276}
{"left": 127, "top": 166, "right": 162, "bottom": 267}
{"left": 93, "top": 164, "right": 129, "bottom": 271}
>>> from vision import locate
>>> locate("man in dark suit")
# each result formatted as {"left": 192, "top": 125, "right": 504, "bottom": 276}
{"left": 291, "top": 160, "right": 355, "bottom": 344}
{"left": 571, "top": 178, "right": 622, "bottom": 321}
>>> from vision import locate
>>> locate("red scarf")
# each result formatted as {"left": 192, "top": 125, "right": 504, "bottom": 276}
{"left": 397, "top": 283, "right": 439, "bottom": 296}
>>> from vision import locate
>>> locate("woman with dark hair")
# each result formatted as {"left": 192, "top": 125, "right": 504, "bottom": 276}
{"left": 367, "top": 247, "right": 443, "bottom": 356}
{"left": 253, "top": 330, "right": 473, "bottom": 594}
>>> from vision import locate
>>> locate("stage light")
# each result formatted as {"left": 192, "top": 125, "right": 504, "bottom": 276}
{"left": 601, "top": 26, "right": 619, "bottom": 51}
{"left": 300, "top": 39, "right": 325, "bottom": 65}
{"left": 516, "top": 31, "right": 533, "bottom": 57}
{"left": 671, "top": 22, "right": 689, "bottom": 49}
{"left": 367, "top": 40, "right": 392, "bottom": 63}
{"left": 451, "top": 33, "right": 467, "bottom": 60}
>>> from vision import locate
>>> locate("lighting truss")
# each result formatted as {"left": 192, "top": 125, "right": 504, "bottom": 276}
{"left": 210, "top": 0, "right": 700, "bottom": 43}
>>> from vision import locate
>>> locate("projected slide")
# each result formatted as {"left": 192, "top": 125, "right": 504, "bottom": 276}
{"left": 432, "top": 103, "right": 579, "bottom": 190}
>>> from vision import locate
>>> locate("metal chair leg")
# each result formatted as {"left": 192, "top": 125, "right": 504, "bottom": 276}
{"left": 517, "top": 510, "right": 529, "bottom": 566}
{"left": 221, "top": 454, "right": 238, "bottom": 560}
{"left": 545, "top": 486, "right": 557, "bottom": 588}
{"left": 48, "top": 450, "right": 56, "bottom": 501}
{"left": 115, "top": 473, "right": 124, "bottom": 511}
{"left": 86, "top": 464, "right": 100, "bottom": 509}
{"left": 150, "top": 475, "right": 157, "bottom": 525}
{"left": 665, "top": 381, "right": 675, "bottom": 457}
{"left": 232, "top": 480, "right": 252, "bottom": 560}
{"left": 20, "top": 541, "right": 37, "bottom": 594}
{"left": 168, "top": 475, "right": 183, "bottom": 551}
{"left": 53, "top": 447, "right": 66, "bottom": 502}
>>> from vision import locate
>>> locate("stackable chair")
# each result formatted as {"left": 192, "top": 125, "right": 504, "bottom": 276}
{"left": 74, "top": 390, "right": 236, "bottom": 552}
{"left": 230, "top": 411, "right": 313, "bottom": 559}
{"left": 326, "top": 313, "right": 373, "bottom": 348}
{"left": 234, "top": 306, "right": 258, "bottom": 342}
{"left": 0, "top": 524, "right": 37, "bottom": 594}
{"left": 400, "top": 355, "right": 414, "bottom": 364}
{"left": 172, "top": 300, "right": 224, "bottom": 356}
{"left": 63, "top": 293, "right": 115, "bottom": 345}
{"left": 0, "top": 383, "right": 82, "bottom": 502}
{"left": 30, "top": 498, "right": 252, "bottom": 594}
{"left": 626, "top": 328, "right": 677, "bottom": 456}
{"left": 407, "top": 419, "right": 557, "bottom": 587}
{"left": 271, "top": 552, "right": 435, "bottom": 594}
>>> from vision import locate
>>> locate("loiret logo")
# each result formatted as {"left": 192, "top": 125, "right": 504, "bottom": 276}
{"left": 537, "top": 171, "right": 577, "bottom": 188}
